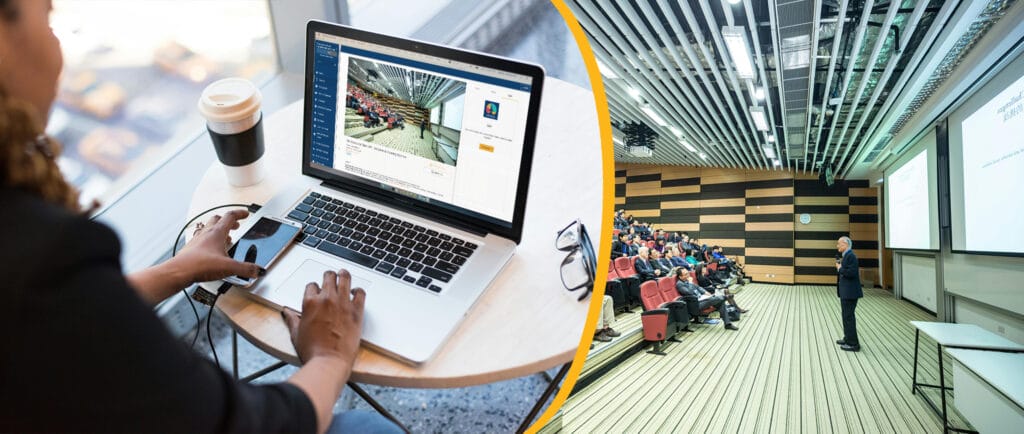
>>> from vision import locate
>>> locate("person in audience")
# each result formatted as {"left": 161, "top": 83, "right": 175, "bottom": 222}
{"left": 674, "top": 268, "right": 739, "bottom": 331}
{"left": 611, "top": 232, "right": 631, "bottom": 260}
{"left": 836, "top": 236, "right": 862, "bottom": 352}
{"left": 629, "top": 235, "right": 642, "bottom": 256}
{"left": 592, "top": 295, "right": 621, "bottom": 342}
{"left": 634, "top": 247, "right": 660, "bottom": 281}
{"left": 0, "top": 1, "right": 400, "bottom": 432}
{"left": 696, "top": 264, "right": 747, "bottom": 313}
{"left": 653, "top": 238, "right": 667, "bottom": 253}
{"left": 685, "top": 248, "right": 702, "bottom": 267}
{"left": 649, "top": 249, "right": 673, "bottom": 276}
{"left": 666, "top": 245, "right": 689, "bottom": 269}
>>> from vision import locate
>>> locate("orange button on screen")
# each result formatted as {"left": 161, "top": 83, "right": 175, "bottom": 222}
{"left": 479, "top": 144, "right": 495, "bottom": 153}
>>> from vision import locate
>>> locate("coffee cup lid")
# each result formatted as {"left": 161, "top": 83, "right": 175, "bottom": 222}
{"left": 198, "top": 78, "right": 262, "bottom": 123}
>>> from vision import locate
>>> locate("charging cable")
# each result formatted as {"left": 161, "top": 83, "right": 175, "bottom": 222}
{"left": 170, "top": 203, "right": 261, "bottom": 360}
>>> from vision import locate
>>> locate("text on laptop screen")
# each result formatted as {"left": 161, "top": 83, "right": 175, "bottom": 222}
{"left": 308, "top": 32, "right": 533, "bottom": 225}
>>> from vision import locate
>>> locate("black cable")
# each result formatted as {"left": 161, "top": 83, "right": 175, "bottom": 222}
{"left": 207, "top": 293, "right": 221, "bottom": 368}
{"left": 170, "top": 203, "right": 260, "bottom": 349}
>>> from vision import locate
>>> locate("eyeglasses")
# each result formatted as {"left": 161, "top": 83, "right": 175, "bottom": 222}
{"left": 555, "top": 219, "right": 595, "bottom": 302}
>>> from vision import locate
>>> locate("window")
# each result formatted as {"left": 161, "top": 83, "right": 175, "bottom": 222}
{"left": 49, "top": 0, "right": 277, "bottom": 207}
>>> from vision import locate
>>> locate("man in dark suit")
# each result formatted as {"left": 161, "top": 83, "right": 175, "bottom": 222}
{"left": 634, "top": 247, "right": 660, "bottom": 281}
{"left": 836, "top": 236, "right": 863, "bottom": 352}
{"left": 610, "top": 233, "right": 630, "bottom": 260}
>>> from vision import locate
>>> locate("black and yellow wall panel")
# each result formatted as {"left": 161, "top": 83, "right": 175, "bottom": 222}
{"left": 614, "top": 164, "right": 880, "bottom": 286}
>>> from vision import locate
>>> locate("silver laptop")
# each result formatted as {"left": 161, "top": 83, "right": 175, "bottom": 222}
{"left": 240, "top": 21, "right": 545, "bottom": 364}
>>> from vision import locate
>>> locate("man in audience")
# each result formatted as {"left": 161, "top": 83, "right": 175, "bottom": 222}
{"left": 666, "top": 245, "right": 689, "bottom": 269}
{"left": 629, "top": 235, "right": 642, "bottom": 256}
{"left": 593, "top": 295, "right": 621, "bottom": 342}
{"left": 674, "top": 268, "right": 739, "bottom": 331}
{"left": 649, "top": 249, "right": 673, "bottom": 276}
{"left": 696, "top": 264, "right": 747, "bottom": 313}
{"left": 836, "top": 236, "right": 862, "bottom": 352}
{"left": 611, "top": 233, "right": 631, "bottom": 260}
{"left": 634, "top": 247, "right": 661, "bottom": 281}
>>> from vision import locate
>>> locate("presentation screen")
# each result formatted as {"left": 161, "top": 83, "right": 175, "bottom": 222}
{"left": 885, "top": 138, "right": 938, "bottom": 250}
{"left": 950, "top": 58, "right": 1024, "bottom": 255}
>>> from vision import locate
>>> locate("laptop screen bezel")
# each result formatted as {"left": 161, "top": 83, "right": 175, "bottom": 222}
{"left": 301, "top": 20, "right": 543, "bottom": 244}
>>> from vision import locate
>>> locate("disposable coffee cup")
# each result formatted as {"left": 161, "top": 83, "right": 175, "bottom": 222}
{"left": 198, "top": 78, "right": 266, "bottom": 187}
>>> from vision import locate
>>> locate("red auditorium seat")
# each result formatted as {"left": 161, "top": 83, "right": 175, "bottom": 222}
{"left": 605, "top": 262, "right": 628, "bottom": 314}
{"left": 641, "top": 280, "right": 690, "bottom": 336}
{"left": 613, "top": 256, "right": 642, "bottom": 309}
{"left": 612, "top": 229, "right": 620, "bottom": 237}
{"left": 639, "top": 280, "right": 681, "bottom": 355}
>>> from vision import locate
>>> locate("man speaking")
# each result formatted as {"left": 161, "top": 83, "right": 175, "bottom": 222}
{"left": 836, "top": 236, "right": 862, "bottom": 352}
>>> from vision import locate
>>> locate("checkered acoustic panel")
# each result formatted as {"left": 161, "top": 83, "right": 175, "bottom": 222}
{"left": 614, "top": 164, "right": 879, "bottom": 286}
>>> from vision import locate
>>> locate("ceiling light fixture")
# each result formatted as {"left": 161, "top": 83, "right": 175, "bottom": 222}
{"left": 767, "top": 134, "right": 775, "bottom": 143}
{"left": 670, "top": 126, "right": 682, "bottom": 137}
{"left": 722, "top": 26, "right": 755, "bottom": 79}
{"left": 613, "top": 136, "right": 624, "bottom": 146}
{"left": 749, "top": 106, "right": 769, "bottom": 131}
{"left": 699, "top": 152, "right": 709, "bottom": 160}
{"left": 626, "top": 87, "right": 642, "bottom": 101}
{"left": 754, "top": 86, "right": 765, "bottom": 100}
{"left": 596, "top": 59, "right": 618, "bottom": 79}
{"left": 727, "top": 0, "right": 741, "bottom": 4}
{"left": 763, "top": 146, "right": 776, "bottom": 159}
{"left": 641, "top": 104, "right": 668, "bottom": 127}
{"left": 773, "top": 159, "right": 782, "bottom": 167}
{"left": 680, "top": 140, "right": 697, "bottom": 153}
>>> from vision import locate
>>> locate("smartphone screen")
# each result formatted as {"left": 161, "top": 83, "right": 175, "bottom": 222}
{"left": 224, "top": 217, "right": 301, "bottom": 286}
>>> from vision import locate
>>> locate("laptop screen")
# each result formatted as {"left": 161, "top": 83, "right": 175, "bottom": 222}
{"left": 304, "top": 28, "right": 538, "bottom": 232}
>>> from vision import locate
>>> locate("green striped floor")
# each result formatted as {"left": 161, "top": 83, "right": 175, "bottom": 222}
{"left": 545, "top": 284, "right": 967, "bottom": 433}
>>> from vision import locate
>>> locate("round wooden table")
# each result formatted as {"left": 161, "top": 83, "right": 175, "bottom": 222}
{"left": 190, "top": 77, "right": 602, "bottom": 389}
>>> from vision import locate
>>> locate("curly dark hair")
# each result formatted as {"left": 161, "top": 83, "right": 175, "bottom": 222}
{"left": 0, "top": 0, "right": 81, "bottom": 210}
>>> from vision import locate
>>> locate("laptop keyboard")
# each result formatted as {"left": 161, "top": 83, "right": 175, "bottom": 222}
{"left": 284, "top": 191, "right": 478, "bottom": 293}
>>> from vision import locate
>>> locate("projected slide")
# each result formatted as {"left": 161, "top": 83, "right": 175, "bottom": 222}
{"left": 960, "top": 73, "right": 1024, "bottom": 253}
{"left": 888, "top": 150, "right": 931, "bottom": 249}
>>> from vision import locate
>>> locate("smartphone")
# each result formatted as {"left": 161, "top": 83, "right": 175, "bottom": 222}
{"left": 222, "top": 216, "right": 302, "bottom": 287}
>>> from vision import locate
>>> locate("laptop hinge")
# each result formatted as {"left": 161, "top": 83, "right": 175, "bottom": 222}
{"left": 319, "top": 180, "right": 489, "bottom": 237}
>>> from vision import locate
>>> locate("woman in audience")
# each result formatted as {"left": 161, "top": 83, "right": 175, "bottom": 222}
{"left": 0, "top": 1, "right": 398, "bottom": 432}
{"left": 685, "top": 249, "right": 701, "bottom": 266}
{"left": 696, "top": 264, "right": 748, "bottom": 313}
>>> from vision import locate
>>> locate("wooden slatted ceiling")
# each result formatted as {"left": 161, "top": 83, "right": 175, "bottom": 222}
{"left": 615, "top": 164, "right": 879, "bottom": 286}
{"left": 545, "top": 285, "right": 966, "bottom": 433}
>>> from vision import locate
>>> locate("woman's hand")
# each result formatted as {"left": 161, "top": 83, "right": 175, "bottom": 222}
{"left": 126, "top": 209, "right": 260, "bottom": 306}
{"left": 281, "top": 269, "right": 365, "bottom": 365}
{"left": 173, "top": 209, "right": 262, "bottom": 284}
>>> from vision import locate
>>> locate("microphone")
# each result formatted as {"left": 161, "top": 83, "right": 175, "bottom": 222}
{"left": 835, "top": 252, "right": 842, "bottom": 264}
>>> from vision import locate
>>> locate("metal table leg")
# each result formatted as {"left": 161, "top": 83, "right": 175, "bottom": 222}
{"left": 516, "top": 363, "right": 571, "bottom": 434}
{"left": 912, "top": 329, "right": 919, "bottom": 394}
{"left": 347, "top": 382, "right": 411, "bottom": 434}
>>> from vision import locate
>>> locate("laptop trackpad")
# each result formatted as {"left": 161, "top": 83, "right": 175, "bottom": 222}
{"left": 276, "top": 259, "right": 373, "bottom": 312}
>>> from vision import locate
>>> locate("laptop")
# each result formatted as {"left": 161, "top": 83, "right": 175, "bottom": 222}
{"left": 239, "top": 21, "right": 545, "bottom": 364}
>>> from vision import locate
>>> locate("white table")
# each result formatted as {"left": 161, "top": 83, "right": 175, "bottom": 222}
{"left": 190, "top": 77, "right": 603, "bottom": 431}
{"left": 909, "top": 321, "right": 1024, "bottom": 433}
{"left": 947, "top": 348, "right": 1024, "bottom": 434}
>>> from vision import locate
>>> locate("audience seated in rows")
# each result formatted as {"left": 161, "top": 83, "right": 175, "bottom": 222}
{"left": 674, "top": 268, "right": 738, "bottom": 331}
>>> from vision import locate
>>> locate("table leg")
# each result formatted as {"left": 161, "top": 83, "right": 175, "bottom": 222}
{"left": 347, "top": 382, "right": 411, "bottom": 434}
{"left": 232, "top": 330, "right": 239, "bottom": 381}
{"left": 939, "top": 343, "right": 948, "bottom": 434}
{"left": 912, "top": 329, "right": 920, "bottom": 395}
{"left": 516, "top": 363, "right": 571, "bottom": 434}
{"left": 240, "top": 361, "right": 288, "bottom": 383}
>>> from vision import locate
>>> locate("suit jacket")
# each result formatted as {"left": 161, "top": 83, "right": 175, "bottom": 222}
{"left": 837, "top": 249, "right": 863, "bottom": 299}
{"left": 627, "top": 244, "right": 639, "bottom": 256}
{"left": 610, "top": 240, "right": 629, "bottom": 259}
{"left": 634, "top": 257, "right": 658, "bottom": 281}
{"left": 653, "top": 258, "right": 673, "bottom": 275}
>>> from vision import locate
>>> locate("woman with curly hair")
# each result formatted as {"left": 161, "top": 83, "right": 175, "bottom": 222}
{"left": 0, "top": 1, "right": 397, "bottom": 432}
